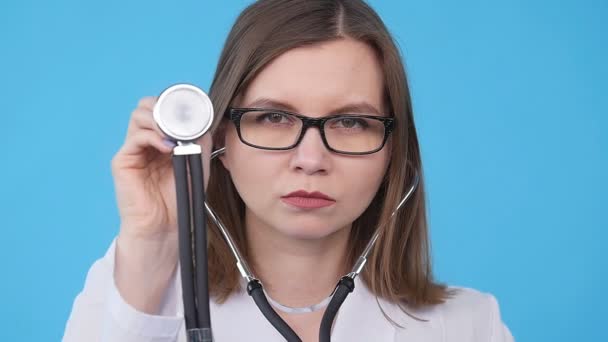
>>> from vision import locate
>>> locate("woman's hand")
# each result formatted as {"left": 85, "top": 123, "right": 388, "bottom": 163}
{"left": 111, "top": 96, "right": 212, "bottom": 314}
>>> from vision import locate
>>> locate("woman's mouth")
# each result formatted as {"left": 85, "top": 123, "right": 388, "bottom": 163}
{"left": 281, "top": 190, "right": 336, "bottom": 209}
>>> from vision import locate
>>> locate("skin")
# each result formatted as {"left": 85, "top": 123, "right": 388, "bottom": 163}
{"left": 220, "top": 37, "right": 390, "bottom": 340}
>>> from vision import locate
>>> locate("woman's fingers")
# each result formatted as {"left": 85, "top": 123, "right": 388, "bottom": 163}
{"left": 120, "top": 128, "right": 174, "bottom": 158}
{"left": 138, "top": 96, "right": 157, "bottom": 111}
{"left": 128, "top": 107, "right": 167, "bottom": 138}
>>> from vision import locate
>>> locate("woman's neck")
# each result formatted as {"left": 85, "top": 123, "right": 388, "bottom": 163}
{"left": 245, "top": 211, "right": 351, "bottom": 308}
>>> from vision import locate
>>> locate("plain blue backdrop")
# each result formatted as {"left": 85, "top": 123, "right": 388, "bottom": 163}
{"left": 1, "top": 0, "right": 606, "bottom": 341}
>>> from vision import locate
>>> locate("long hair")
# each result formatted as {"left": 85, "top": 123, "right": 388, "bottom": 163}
{"left": 204, "top": 0, "right": 448, "bottom": 311}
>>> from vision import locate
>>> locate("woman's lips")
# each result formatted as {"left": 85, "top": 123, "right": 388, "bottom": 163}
{"left": 281, "top": 196, "right": 335, "bottom": 209}
{"left": 281, "top": 190, "right": 336, "bottom": 209}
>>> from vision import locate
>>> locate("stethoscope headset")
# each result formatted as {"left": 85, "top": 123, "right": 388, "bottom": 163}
{"left": 153, "top": 84, "right": 419, "bottom": 342}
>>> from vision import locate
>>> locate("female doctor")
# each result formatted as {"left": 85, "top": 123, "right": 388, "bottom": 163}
{"left": 63, "top": 0, "right": 514, "bottom": 341}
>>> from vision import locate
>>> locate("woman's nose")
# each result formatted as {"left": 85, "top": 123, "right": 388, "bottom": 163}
{"left": 288, "top": 127, "right": 330, "bottom": 175}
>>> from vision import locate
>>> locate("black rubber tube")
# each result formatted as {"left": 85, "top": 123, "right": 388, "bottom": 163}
{"left": 319, "top": 277, "right": 355, "bottom": 342}
{"left": 247, "top": 280, "right": 302, "bottom": 342}
{"left": 173, "top": 154, "right": 198, "bottom": 330}
{"left": 189, "top": 153, "right": 212, "bottom": 330}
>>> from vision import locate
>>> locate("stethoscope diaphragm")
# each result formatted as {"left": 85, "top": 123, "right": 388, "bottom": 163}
{"left": 153, "top": 84, "right": 214, "bottom": 142}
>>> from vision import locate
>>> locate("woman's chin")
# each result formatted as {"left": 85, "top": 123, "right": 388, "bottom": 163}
{"left": 275, "top": 224, "right": 347, "bottom": 241}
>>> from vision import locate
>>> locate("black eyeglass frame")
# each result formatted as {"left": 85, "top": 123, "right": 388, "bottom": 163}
{"left": 227, "top": 107, "right": 395, "bottom": 155}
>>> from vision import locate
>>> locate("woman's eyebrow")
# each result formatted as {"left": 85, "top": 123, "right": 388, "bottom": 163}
{"left": 245, "top": 98, "right": 297, "bottom": 111}
{"left": 328, "top": 102, "right": 382, "bottom": 116}
{"left": 245, "top": 97, "right": 382, "bottom": 115}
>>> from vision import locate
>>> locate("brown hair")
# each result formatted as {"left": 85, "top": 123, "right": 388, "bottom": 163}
{"left": 205, "top": 0, "right": 449, "bottom": 311}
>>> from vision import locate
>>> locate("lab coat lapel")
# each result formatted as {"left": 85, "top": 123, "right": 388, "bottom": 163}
{"left": 330, "top": 277, "right": 396, "bottom": 341}
{"left": 332, "top": 278, "right": 443, "bottom": 342}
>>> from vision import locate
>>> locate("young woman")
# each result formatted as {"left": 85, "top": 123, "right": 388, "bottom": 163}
{"left": 63, "top": 0, "right": 514, "bottom": 341}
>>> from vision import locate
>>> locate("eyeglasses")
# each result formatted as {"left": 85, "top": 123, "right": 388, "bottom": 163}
{"left": 227, "top": 108, "right": 394, "bottom": 155}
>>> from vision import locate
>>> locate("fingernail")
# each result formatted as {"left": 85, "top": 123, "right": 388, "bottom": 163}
{"left": 163, "top": 138, "right": 177, "bottom": 148}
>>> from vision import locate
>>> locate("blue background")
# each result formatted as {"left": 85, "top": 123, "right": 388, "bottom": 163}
{"left": 1, "top": 0, "right": 606, "bottom": 341}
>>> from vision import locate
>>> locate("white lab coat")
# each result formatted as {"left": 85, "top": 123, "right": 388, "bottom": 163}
{"left": 63, "top": 239, "right": 515, "bottom": 341}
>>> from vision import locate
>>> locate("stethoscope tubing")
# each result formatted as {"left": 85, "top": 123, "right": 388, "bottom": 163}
{"left": 173, "top": 145, "right": 213, "bottom": 342}
{"left": 247, "top": 279, "right": 302, "bottom": 341}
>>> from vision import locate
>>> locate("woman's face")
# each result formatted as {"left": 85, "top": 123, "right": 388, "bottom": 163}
{"left": 220, "top": 38, "right": 390, "bottom": 240}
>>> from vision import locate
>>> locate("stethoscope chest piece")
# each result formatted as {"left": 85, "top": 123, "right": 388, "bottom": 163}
{"left": 153, "top": 83, "right": 214, "bottom": 142}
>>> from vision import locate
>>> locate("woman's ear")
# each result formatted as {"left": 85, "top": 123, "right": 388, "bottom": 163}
{"left": 219, "top": 153, "right": 230, "bottom": 172}
{"left": 214, "top": 120, "right": 230, "bottom": 172}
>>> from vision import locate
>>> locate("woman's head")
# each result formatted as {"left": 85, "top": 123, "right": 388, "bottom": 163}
{"left": 206, "top": 0, "right": 447, "bottom": 308}
{"left": 220, "top": 38, "right": 390, "bottom": 243}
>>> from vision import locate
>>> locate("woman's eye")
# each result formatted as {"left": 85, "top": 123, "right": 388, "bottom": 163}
{"left": 257, "top": 112, "right": 291, "bottom": 124}
{"left": 267, "top": 113, "right": 286, "bottom": 123}
{"left": 333, "top": 117, "right": 369, "bottom": 129}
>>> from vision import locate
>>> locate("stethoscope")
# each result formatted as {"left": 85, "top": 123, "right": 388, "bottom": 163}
{"left": 153, "top": 84, "right": 420, "bottom": 342}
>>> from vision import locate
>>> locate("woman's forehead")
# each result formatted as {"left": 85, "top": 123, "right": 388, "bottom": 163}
{"left": 241, "top": 38, "right": 386, "bottom": 115}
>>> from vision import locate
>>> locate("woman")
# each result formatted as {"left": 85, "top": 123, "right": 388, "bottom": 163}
{"left": 63, "top": 0, "right": 514, "bottom": 341}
